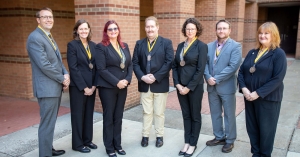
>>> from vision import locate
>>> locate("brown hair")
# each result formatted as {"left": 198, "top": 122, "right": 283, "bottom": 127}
{"left": 181, "top": 18, "right": 203, "bottom": 37}
{"left": 73, "top": 19, "right": 92, "bottom": 41}
{"left": 36, "top": 7, "right": 52, "bottom": 18}
{"left": 216, "top": 19, "right": 231, "bottom": 30}
{"left": 256, "top": 22, "right": 281, "bottom": 50}
{"left": 145, "top": 16, "right": 159, "bottom": 26}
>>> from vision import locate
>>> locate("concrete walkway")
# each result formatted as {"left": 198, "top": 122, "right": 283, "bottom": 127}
{"left": 0, "top": 59, "right": 300, "bottom": 157}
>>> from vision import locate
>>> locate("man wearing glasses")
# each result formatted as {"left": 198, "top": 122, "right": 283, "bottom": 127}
{"left": 26, "top": 7, "right": 69, "bottom": 157}
{"left": 204, "top": 19, "right": 242, "bottom": 153}
{"left": 132, "top": 16, "right": 174, "bottom": 148}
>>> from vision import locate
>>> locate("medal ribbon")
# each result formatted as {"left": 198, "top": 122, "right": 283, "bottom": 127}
{"left": 215, "top": 37, "right": 229, "bottom": 57}
{"left": 148, "top": 36, "right": 158, "bottom": 52}
{"left": 38, "top": 25, "right": 57, "bottom": 50}
{"left": 254, "top": 48, "right": 268, "bottom": 63}
{"left": 81, "top": 40, "right": 92, "bottom": 60}
{"left": 183, "top": 37, "right": 197, "bottom": 56}
{"left": 112, "top": 43, "right": 122, "bottom": 58}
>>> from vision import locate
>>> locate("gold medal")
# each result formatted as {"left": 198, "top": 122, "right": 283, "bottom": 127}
{"left": 147, "top": 55, "right": 151, "bottom": 61}
{"left": 120, "top": 63, "right": 125, "bottom": 69}
{"left": 89, "top": 63, "right": 93, "bottom": 69}
{"left": 180, "top": 60, "right": 185, "bottom": 66}
{"left": 249, "top": 66, "right": 256, "bottom": 73}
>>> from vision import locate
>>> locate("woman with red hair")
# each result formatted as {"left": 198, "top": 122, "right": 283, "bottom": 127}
{"left": 95, "top": 20, "right": 133, "bottom": 157}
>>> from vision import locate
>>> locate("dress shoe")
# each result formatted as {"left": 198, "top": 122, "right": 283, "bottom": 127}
{"left": 141, "top": 137, "right": 149, "bottom": 147}
{"left": 156, "top": 137, "right": 163, "bottom": 147}
{"left": 74, "top": 146, "right": 91, "bottom": 153}
{"left": 85, "top": 142, "right": 98, "bottom": 149}
{"left": 108, "top": 153, "right": 117, "bottom": 157}
{"left": 206, "top": 138, "right": 226, "bottom": 146}
{"left": 52, "top": 148, "right": 65, "bottom": 156}
{"left": 222, "top": 143, "right": 234, "bottom": 153}
{"left": 184, "top": 146, "right": 197, "bottom": 157}
{"left": 116, "top": 149, "right": 126, "bottom": 155}
{"left": 178, "top": 150, "right": 186, "bottom": 156}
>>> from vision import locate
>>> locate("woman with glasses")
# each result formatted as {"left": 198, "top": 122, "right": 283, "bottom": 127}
{"left": 67, "top": 19, "right": 98, "bottom": 153}
{"left": 172, "top": 18, "right": 207, "bottom": 157}
{"left": 95, "top": 20, "right": 133, "bottom": 157}
{"left": 238, "top": 22, "right": 287, "bottom": 157}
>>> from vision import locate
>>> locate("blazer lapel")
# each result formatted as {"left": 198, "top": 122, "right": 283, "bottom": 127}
{"left": 108, "top": 43, "right": 122, "bottom": 62}
{"left": 184, "top": 39, "right": 198, "bottom": 56}
{"left": 77, "top": 40, "right": 90, "bottom": 62}
{"left": 149, "top": 36, "right": 162, "bottom": 57}
{"left": 214, "top": 38, "right": 232, "bottom": 64}
{"left": 256, "top": 49, "right": 273, "bottom": 64}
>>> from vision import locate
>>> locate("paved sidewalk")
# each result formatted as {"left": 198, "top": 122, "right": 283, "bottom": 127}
{"left": 0, "top": 59, "right": 299, "bottom": 157}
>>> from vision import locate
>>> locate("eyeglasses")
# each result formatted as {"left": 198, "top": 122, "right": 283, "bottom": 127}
{"left": 217, "top": 27, "right": 229, "bottom": 31}
{"left": 107, "top": 27, "right": 118, "bottom": 32}
{"left": 186, "top": 28, "right": 196, "bottom": 32}
{"left": 39, "top": 16, "right": 53, "bottom": 20}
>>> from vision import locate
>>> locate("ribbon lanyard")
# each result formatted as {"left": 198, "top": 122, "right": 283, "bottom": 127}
{"left": 216, "top": 37, "right": 229, "bottom": 57}
{"left": 148, "top": 36, "right": 158, "bottom": 52}
{"left": 254, "top": 48, "right": 268, "bottom": 63}
{"left": 183, "top": 37, "right": 197, "bottom": 56}
{"left": 38, "top": 25, "right": 56, "bottom": 51}
{"left": 112, "top": 43, "right": 123, "bottom": 58}
{"left": 81, "top": 40, "right": 91, "bottom": 60}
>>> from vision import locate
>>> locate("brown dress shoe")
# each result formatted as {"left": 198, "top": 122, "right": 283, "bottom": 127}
{"left": 206, "top": 138, "right": 226, "bottom": 146}
{"left": 222, "top": 143, "right": 234, "bottom": 153}
{"left": 141, "top": 137, "right": 149, "bottom": 147}
{"left": 156, "top": 137, "right": 163, "bottom": 147}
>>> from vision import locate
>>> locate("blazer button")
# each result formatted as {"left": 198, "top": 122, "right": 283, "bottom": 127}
{"left": 122, "top": 71, "right": 124, "bottom": 72}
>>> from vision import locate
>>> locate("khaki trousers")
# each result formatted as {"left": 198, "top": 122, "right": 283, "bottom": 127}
{"left": 141, "top": 89, "right": 168, "bottom": 137}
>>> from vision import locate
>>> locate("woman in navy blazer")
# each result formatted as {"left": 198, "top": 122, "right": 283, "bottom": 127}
{"left": 95, "top": 20, "right": 133, "bottom": 157}
{"left": 67, "top": 19, "right": 98, "bottom": 153}
{"left": 172, "top": 18, "right": 207, "bottom": 157}
{"left": 238, "top": 22, "right": 287, "bottom": 157}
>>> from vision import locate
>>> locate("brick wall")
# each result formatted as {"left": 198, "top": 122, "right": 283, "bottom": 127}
{"left": 140, "top": 0, "right": 153, "bottom": 38}
{"left": 74, "top": 0, "right": 140, "bottom": 112}
{"left": 0, "top": 0, "right": 74, "bottom": 98}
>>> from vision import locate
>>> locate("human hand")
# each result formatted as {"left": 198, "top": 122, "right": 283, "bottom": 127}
{"left": 249, "top": 91, "right": 259, "bottom": 101}
{"left": 180, "top": 87, "right": 190, "bottom": 95}
{"left": 242, "top": 87, "right": 251, "bottom": 101}
{"left": 207, "top": 77, "right": 216, "bottom": 86}
{"left": 117, "top": 80, "right": 127, "bottom": 89}
{"left": 176, "top": 84, "right": 184, "bottom": 92}
{"left": 84, "top": 87, "right": 93, "bottom": 96}
{"left": 148, "top": 74, "right": 156, "bottom": 82}
{"left": 63, "top": 74, "right": 70, "bottom": 86}
{"left": 141, "top": 75, "right": 155, "bottom": 84}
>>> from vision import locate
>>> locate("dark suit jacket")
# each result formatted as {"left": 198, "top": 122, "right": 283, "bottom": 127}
{"left": 238, "top": 47, "right": 287, "bottom": 101}
{"left": 132, "top": 36, "right": 174, "bottom": 93}
{"left": 172, "top": 39, "right": 208, "bottom": 91}
{"left": 67, "top": 40, "right": 97, "bottom": 91}
{"left": 95, "top": 42, "right": 133, "bottom": 88}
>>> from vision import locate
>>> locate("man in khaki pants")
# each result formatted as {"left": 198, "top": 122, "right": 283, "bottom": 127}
{"left": 132, "top": 16, "right": 174, "bottom": 148}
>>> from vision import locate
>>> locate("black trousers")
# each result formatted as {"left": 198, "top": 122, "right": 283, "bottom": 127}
{"left": 69, "top": 86, "right": 96, "bottom": 150}
{"left": 245, "top": 98, "right": 281, "bottom": 157}
{"left": 98, "top": 87, "right": 127, "bottom": 154}
{"left": 177, "top": 84, "right": 203, "bottom": 146}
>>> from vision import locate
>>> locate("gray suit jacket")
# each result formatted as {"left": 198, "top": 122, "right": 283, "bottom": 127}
{"left": 204, "top": 38, "right": 242, "bottom": 94}
{"left": 27, "top": 27, "right": 68, "bottom": 98}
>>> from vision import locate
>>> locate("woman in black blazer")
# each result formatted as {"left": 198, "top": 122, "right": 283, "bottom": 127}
{"left": 172, "top": 18, "right": 207, "bottom": 157}
{"left": 238, "top": 22, "right": 287, "bottom": 157}
{"left": 67, "top": 19, "right": 98, "bottom": 153}
{"left": 95, "top": 20, "right": 133, "bottom": 157}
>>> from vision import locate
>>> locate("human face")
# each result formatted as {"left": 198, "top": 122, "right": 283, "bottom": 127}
{"left": 107, "top": 23, "right": 119, "bottom": 40}
{"left": 258, "top": 30, "right": 271, "bottom": 48}
{"left": 145, "top": 20, "right": 159, "bottom": 40}
{"left": 36, "top": 10, "right": 54, "bottom": 32}
{"left": 77, "top": 23, "right": 90, "bottom": 40}
{"left": 216, "top": 22, "right": 231, "bottom": 40}
{"left": 185, "top": 23, "right": 197, "bottom": 40}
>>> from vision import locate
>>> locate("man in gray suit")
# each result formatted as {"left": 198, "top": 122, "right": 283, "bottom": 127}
{"left": 26, "top": 7, "right": 69, "bottom": 157}
{"left": 204, "top": 19, "right": 242, "bottom": 153}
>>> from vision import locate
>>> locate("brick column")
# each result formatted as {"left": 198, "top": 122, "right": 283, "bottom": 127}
{"left": 74, "top": 0, "right": 140, "bottom": 112}
{"left": 0, "top": 0, "right": 74, "bottom": 99}
{"left": 225, "top": 0, "right": 245, "bottom": 46}
{"left": 243, "top": 2, "right": 258, "bottom": 57}
{"left": 296, "top": 10, "right": 300, "bottom": 59}
{"left": 195, "top": 0, "right": 226, "bottom": 44}
{"left": 140, "top": 0, "right": 153, "bottom": 38}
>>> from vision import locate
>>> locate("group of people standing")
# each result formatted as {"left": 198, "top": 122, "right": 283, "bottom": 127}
{"left": 26, "top": 7, "right": 287, "bottom": 157}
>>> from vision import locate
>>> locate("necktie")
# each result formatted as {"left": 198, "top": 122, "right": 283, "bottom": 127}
{"left": 48, "top": 34, "right": 57, "bottom": 50}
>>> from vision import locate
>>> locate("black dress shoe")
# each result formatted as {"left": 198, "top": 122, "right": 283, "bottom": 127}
{"left": 52, "top": 148, "right": 65, "bottom": 156}
{"left": 178, "top": 150, "right": 186, "bottom": 156}
{"left": 116, "top": 149, "right": 126, "bottom": 155}
{"left": 85, "top": 142, "right": 98, "bottom": 149}
{"left": 141, "top": 137, "right": 149, "bottom": 147}
{"left": 184, "top": 146, "right": 197, "bottom": 157}
{"left": 156, "top": 137, "right": 163, "bottom": 147}
{"left": 74, "top": 146, "right": 91, "bottom": 153}
{"left": 206, "top": 138, "right": 226, "bottom": 146}
{"left": 222, "top": 143, "right": 234, "bottom": 153}
{"left": 108, "top": 153, "right": 117, "bottom": 157}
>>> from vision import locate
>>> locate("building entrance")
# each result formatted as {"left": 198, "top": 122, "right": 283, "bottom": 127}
{"left": 268, "top": 7, "right": 299, "bottom": 58}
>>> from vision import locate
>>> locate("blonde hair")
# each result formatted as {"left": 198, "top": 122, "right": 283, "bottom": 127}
{"left": 256, "top": 22, "right": 281, "bottom": 50}
{"left": 145, "top": 16, "right": 159, "bottom": 26}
